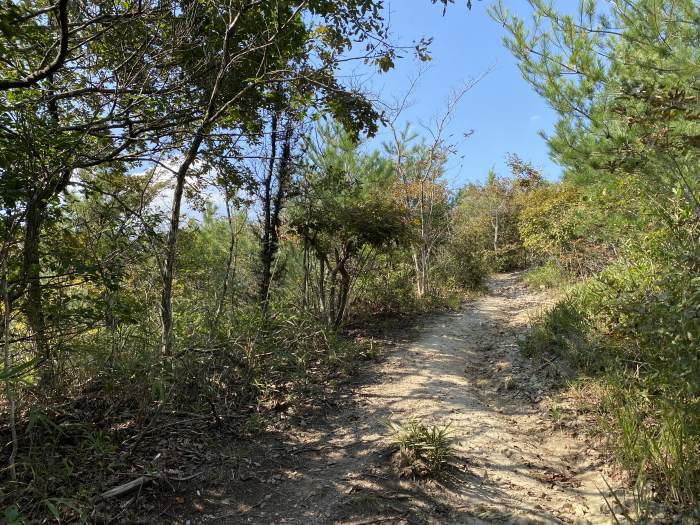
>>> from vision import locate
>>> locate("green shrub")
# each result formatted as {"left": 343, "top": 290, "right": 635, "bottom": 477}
{"left": 523, "top": 258, "right": 700, "bottom": 513}
{"left": 386, "top": 419, "right": 453, "bottom": 478}
{"left": 351, "top": 257, "right": 423, "bottom": 318}
{"left": 172, "top": 309, "right": 370, "bottom": 411}
{"left": 522, "top": 262, "right": 569, "bottom": 289}
{"left": 350, "top": 248, "right": 473, "bottom": 324}
{"left": 486, "top": 242, "right": 527, "bottom": 272}
{"left": 517, "top": 184, "right": 614, "bottom": 276}
{"left": 435, "top": 233, "right": 488, "bottom": 291}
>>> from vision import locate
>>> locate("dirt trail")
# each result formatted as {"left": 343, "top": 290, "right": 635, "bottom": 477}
{"left": 195, "top": 274, "right": 616, "bottom": 524}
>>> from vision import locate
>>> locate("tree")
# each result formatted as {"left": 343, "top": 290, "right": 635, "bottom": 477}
{"left": 516, "top": 183, "right": 612, "bottom": 275}
{"left": 384, "top": 78, "right": 481, "bottom": 297}
{"left": 1, "top": 0, "right": 405, "bottom": 366}
{"left": 491, "top": 0, "right": 700, "bottom": 238}
{"left": 151, "top": 0, "right": 400, "bottom": 356}
{"left": 493, "top": 1, "right": 700, "bottom": 506}
{"left": 1, "top": 0, "right": 210, "bottom": 381}
{"left": 293, "top": 123, "right": 406, "bottom": 329}
{"left": 257, "top": 109, "right": 299, "bottom": 310}
{"left": 387, "top": 133, "right": 451, "bottom": 297}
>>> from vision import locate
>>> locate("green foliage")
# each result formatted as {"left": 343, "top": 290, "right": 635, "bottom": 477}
{"left": 434, "top": 232, "right": 488, "bottom": 291}
{"left": 450, "top": 158, "right": 543, "bottom": 276}
{"left": 521, "top": 262, "right": 569, "bottom": 290}
{"left": 3, "top": 505, "right": 22, "bottom": 525}
{"left": 488, "top": 243, "right": 527, "bottom": 273}
{"left": 170, "top": 306, "right": 372, "bottom": 411}
{"left": 292, "top": 122, "right": 411, "bottom": 329}
{"left": 523, "top": 258, "right": 700, "bottom": 512}
{"left": 518, "top": 185, "right": 580, "bottom": 262}
{"left": 386, "top": 419, "right": 453, "bottom": 478}
{"left": 351, "top": 253, "right": 422, "bottom": 318}
{"left": 517, "top": 183, "right": 619, "bottom": 276}
{"left": 519, "top": 185, "right": 591, "bottom": 272}
{"left": 0, "top": 0, "right": 488, "bottom": 520}
{"left": 495, "top": 1, "right": 700, "bottom": 514}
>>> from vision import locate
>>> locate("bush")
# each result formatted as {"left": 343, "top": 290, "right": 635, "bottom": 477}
{"left": 523, "top": 257, "right": 700, "bottom": 514}
{"left": 386, "top": 419, "right": 453, "bottom": 478}
{"left": 173, "top": 308, "right": 373, "bottom": 410}
{"left": 486, "top": 242, "right": 527, "bottom": 272}
{"left": 434, "top": 236, "right": 488, "bottom": 291}
{"left": 351, "top": 256, "right": 424, "bottom": 319}
{"left": 349, "top": 247, "right": 473, "bottom": 326}
{"left": 0, "top": 307, "right": 374, "bottom": 523}
{"left": 522, "top": 262, "right": 569, "bottom": 289}
{"left": 517, "top": 184, "right": 613, "bottom": 276}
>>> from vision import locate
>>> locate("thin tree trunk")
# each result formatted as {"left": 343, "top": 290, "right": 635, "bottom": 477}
{"left": 329, "top": 270, "right": 339, "bottom": 327}
{"left": 419, "top": 180, "right": 430, "bottom": 296}
{"left": 160, "top": 5, "right": 247, "bottom": 357}
{"left": 318, "top": 256, "right": 326, "bottom": 315}
{"left": 301, "top": 239, "right": 309, "bottom": 309}
{"left": 421, "top": 247, "right": 429, "bottom": 296}
{"left": 2, "top": 236, "right": 17, "bottom": 481}
{"left": 333, "top": 265, "right": 351, "bottom": 331}
{"left": 259, "top": 113, "right": 279, "bottom": 309}
{"left": 412, "top": 247, "right": 424, "bottom": 298}
{"left": 160, "top": 134, "right": 204, "bottom": 358}
{"left": 493, "top": 212, "right": 499, "bottom": 252}
{"left": 214, "top": 197, "right": 239, "bottom": 324}
{"left": 300, "top": 177, "right": 312, "bottom": 311}
{"left": 108, "top": 293, "right": 118, "bottom": 368}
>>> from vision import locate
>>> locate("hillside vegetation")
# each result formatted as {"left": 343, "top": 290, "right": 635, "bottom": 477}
{"left": 494, "top": 0, "right": 700, "bottom": 517}
{"left": 0, "top": 0, "right": 698, "bottom": 522}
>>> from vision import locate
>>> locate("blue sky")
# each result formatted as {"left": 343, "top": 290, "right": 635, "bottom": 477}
{"left": 347, "top": 0, "right": 563, "bottom": 186}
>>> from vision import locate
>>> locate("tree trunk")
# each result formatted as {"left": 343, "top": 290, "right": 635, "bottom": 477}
{"left": 301, "top": 239, "right": 310, "bottom": 309}
{"left": 107, "top": 293, "right": 118, "bottom": 368}
{"left": 260, "top": 117, "right": 293, "bottom": 310}
{"left": 333, "top": 264, "right": 351, "bottom": 331}
{"left": 317, "top": 256, "right": 326, "bottom": 315}
{"left": 422, "top": 246, "right": 430, "bottom": 296}
{"left": 160, "top": 5, "right": 245, "bottom": 358}
{"left": 23, "top": 197, "right": 50, "bottom": 382}
{"left": 214, "top": 196, "right": 240, "bottom": 324}
{"left": 327, "top": 267, "right": 338, "bottom": 328}
{"left": 259, "top": 113, "right": 279, "bottom": 308}
{"left": 412, "top": 246, "right": 426, "bottom": 298}
{"left": 2, "top": 233, "right": 17, "bottom": 481}
{"left": 160, "top": 134, "right": 205, "bottom": 358}
{"left": 493, "top": 212, "right": 499, "bottom": 252}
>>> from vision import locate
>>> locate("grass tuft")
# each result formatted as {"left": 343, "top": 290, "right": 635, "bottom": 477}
{"left": 522, "top": 262, "right": 570, "bottom": 289}
{"left": 386, "top": 419, "right": 453, "bottom": 478}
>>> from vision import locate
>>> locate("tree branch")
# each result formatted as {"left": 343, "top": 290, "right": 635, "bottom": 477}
{"left": 0, "top": 0, "right": 70, "bottom": 91}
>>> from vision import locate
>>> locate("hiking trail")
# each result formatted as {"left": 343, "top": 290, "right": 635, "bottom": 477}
{"left": 178, "top": 274, "right": 617, "bottom": 524}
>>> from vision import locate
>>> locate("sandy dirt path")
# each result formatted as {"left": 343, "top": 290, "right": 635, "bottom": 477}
{"left": 196, "top": 274, "right": 616, "bottom": 524}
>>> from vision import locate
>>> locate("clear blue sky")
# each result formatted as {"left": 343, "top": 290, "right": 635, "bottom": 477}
{"left": 345, "top": 0, "right": 563, "bottom": 186}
